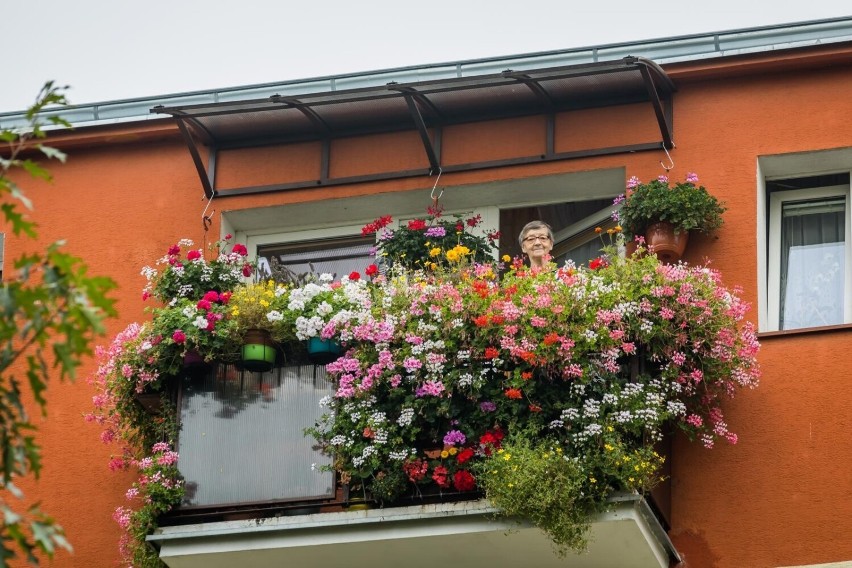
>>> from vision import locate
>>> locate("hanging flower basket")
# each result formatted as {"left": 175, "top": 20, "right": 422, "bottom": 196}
{"left": 241, "top": 328, "right": 277, "bottom": 373}
{"left": 306, "top": 337, "right": 343, "bottom": 364}
{"left": 645, "top": 221, "right": 689, "bottom": 264}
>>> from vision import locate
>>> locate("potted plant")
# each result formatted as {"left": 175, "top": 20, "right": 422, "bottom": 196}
{"left": 285, "top": 272, "right": 372, "bottom": 362}
{"left": 362, "top": 206, "right": 499, "bottom": 273}
{"left": 615, "top": 173, "right": 726, "bottom": 262}
{"left": 228, "top": 280, "right": 290, "bottom": 372}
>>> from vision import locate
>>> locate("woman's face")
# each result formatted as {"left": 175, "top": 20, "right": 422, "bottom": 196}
{"left": 521, "top": 228, "right": 553, "bottom": 266}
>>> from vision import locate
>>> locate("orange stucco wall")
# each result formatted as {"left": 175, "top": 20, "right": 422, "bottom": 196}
{"left": 5, "top": 46, "right": 852, "bottom": 567}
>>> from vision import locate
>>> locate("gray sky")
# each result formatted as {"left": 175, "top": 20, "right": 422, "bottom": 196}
{"left": 3, "top": 1, "right": 851, "bottom": 113}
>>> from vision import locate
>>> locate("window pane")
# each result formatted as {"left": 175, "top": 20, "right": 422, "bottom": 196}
{"left": 178, "top": 364, "right": 335, "bottom": 507}
{"left": 257, "top": 235, "right": 375, "bottom": 283}
{"left": 780, "top": 198, "right": 846, "bottom": 329}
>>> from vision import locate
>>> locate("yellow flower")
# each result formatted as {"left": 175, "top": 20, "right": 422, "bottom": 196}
{"left": 503, "top": 453, "right": 511, "bottom": 461}
{"left": 594, "top": 227, "right": 603, "bottom": 234}
{"left": 604, "top": 444, "right": 614, "bottom": 451}
{"left": 501, "top": 254, "right": 511, "bottom": 262}
{"left": 440, "top": 450, "right": 449, "bottom": 459}
{"left": 590, "top": 477, "right": 597, "bottom": 483}
{"left": 614, "top": 225, "right": 623, "bottom": 232}
{"left": 448, "top": 447, "right": 458, "bottom": 456}
{"left": 429, "top": 247, "right": 442, "bottom": 257}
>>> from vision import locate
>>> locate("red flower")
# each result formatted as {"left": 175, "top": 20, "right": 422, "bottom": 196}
{"left": 484, "top": 346, "right": 499, "bottom": 359}
{"left": 505, "top": 388, "right": 523, "bottom": 399}
{"left": 473, "top": 315, "right": 489, "bottom": 327}
{"left": 490, "top": 315, "right": 505, "bottom": 325}
{"left": 432, "top": 465, "right": 450, "bottom": 488}
{"left": 172, "top": 330, "right": 186, "bottom": 344}
{"left": 521, "top": 371, "right": 533, "bottom": 381}
{"left": 349, "top": 271, "right": 361, "bottom": 281}
{"left": 186, "top": 249, "right": 202, "bottom": 261}
{"left": 487, "top": 230, "right": 501, "bottom": 241}
{"left": 529, "top": 403, "right": 542, "bottom": 413}
{"left": 361, "top": 215, "right": 393, "bottom": 235}
{"left": 465, "top": 214, "right": 482, "bottom": 228}
{"left": 203, "top": 291, "right": 220, "bottom": 303}
{"left": 407, "top": 219, "right": 427, "bottom": 230}
{"left": 453, "top": 470, "right": 477, "bottom": 491}
{"left": 242, "top": 263, "right": 253, "bottom": 277}
{"left": 403, "top": 459, "right": 428, "bottom": 482}
{"left": 219, "top": 291, "right": 232, "bottom": 304}
{"left": 196, "top": 299, "right": 212, "bottom": 311}
{"left": 362, "top": 427, "right": 375, "bottom": 439}
{"left": 543, "top": 332, "right": 560, "bottom": 346}
{"left": 456, "top": 447, "right": 475, "bottom": 464}
{"left": 232, "top": 243, "right": 248, "bottom": 256}
{"left": 365, "top": 264, "right": 379, "bottom": 277}
{"left": 589, "top": 257, "right": 608, "bottom": 270}
{"left": 142, "top": 290, "right": 151, "bottom": 301}
{"left": 167, "top": 244, "right": 181, "bottom": 256}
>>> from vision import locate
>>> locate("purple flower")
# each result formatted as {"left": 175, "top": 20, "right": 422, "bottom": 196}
{"left": 424, "top": 227, "right": 446, "bottom": 238}
{"left": 479, "top": 401, "right": 496, "bottom": 412}
{"left": 443, "top": 430, "right": 467, "bottom": 446}
{"left": 686, "top": 172, "right": 699, "bottom": 183}
{"left": 626, "top": 176, "right": 641, "bottom": 189}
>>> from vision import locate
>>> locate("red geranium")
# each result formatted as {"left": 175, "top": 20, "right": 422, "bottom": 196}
{"left": 453, "top": 470, "right": 476, "bottom": 492}
{"left": 484, "top": 346, "right": 499, "bottom": 359}
{"left": 232, "top": 243, "right": 248, "bottom": 256}
{"left": 432, "top": 465, "right": 451, "bottom": 488}
{"left": 186, "top": 249, "right": 202, "bottom": 261}
{"left": 349, "top": 271, "right": 361, "bottom": 281}
{"left": 407, "top": 219, "right": 427, "bottom": 230}
{"left": 403, "top": 459, "right": 428, "bottom": 483}
{"left": 365, "top": 264, "right": 379, "bottom": 277}
{"left": 456, "top": 447, "right": 475, "bottom": 464}
{"left": 505, "top": 388, "right": 523, "bottom": 400}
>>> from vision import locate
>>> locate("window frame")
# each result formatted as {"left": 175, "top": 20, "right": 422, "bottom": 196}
{"left": 765, "top": 182, "right": 852, "bottom": 332}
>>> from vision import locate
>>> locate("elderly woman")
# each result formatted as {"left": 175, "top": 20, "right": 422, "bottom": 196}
{"left": 518, "top": 220, "right": 554, "bottom": 269}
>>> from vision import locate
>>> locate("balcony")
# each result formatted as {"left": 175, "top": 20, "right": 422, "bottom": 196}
{"left": 149, "top": 496, "right": 677, "bottom": 568}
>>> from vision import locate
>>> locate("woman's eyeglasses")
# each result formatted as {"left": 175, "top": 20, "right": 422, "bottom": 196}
{"left": 523, "top": 235, "right": 551, "bottom": 243}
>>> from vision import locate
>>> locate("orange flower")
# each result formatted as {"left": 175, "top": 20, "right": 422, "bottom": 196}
{"left": 505, "top": 388, "right": 523, "bottom": 399}
{"left": 521, "top": 371, "right": 533, "bottom": 381}
{"left": 543, "top": 332, "right": 560, "bottom": 346}
{"left": 484, "top": 347, "right": 500, "bottom": 359}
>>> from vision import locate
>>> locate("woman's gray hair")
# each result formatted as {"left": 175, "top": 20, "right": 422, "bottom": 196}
{"left": 518, "top": 220, "right": 554, "bottom": 247}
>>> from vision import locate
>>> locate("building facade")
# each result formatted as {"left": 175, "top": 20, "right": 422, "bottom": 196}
{"left": 2, "top": 17, "right": 852, "bottom": 568}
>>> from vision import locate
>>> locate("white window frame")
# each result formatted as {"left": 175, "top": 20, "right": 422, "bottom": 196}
{"left": 764, "top": 181, "right": 852, "bottom": 332}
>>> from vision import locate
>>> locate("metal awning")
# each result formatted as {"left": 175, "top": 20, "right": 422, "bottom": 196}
{"left": 152, "top": 56, "right": 675, "bottom": 197}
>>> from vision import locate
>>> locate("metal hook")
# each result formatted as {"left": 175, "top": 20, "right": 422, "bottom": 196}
{"left": 660, "top": 145, "right": 675, "bottom": 172}
{"left": 201, "top": 192, "right": 215, "bottom": 232}
{"left": 429, "top": 167, "right": 443, "bottom": 202}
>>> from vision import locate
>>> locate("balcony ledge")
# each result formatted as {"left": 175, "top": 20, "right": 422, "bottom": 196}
{"left": 148, "top": 494, "right": 679, "bottom": 568}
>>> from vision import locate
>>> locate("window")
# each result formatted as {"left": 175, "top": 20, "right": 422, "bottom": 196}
{"left": 766, "top": 175, "right": 852, "bottom": 331}
{"left": 176, "top": 233, "right": 374, "bottom": 511}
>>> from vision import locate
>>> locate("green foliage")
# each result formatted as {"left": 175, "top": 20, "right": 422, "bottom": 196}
{"left": 474, "top": 437, "right": 605, "bottom": 557}
{"left": 0, "top": 82, "right": 116, "bottom": 565}
{"left": 616, "top": 173, "right": 726, "bottom": 237}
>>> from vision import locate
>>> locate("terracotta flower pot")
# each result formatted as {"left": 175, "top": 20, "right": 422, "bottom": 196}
{"left": 645, "top": 222, "right": 689, "bottom": 264}
{"left": 241, "top": 328, "right": 277, "bottom": 373}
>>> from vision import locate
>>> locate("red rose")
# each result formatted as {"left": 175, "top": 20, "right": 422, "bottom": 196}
{"left": 453, "top": 470, "right": 476, "bottom": 491}
{"left": 349, "top": 271, "right": 361, "bottom": 281}
{"left": 186, "top": 249, "right": 202, "bottom": 261}
{"left": 365, "top": 264, "right": 378, "bottom": 277}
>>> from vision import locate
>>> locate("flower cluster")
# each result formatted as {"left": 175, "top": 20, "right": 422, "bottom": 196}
{"left": 113, "top": 443, "right": 184, "bottom": 567}
{"left": 141, "top": 235, "right": 253, "bottom": 304}
{"left": 363, "top": 206, "right": 499, "bottom": 273}
{"left": 307, "top": 246, "right": 760, "bottom": 529}
{"left": 614, "top": 173, "right": 726, "bottom": 238}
